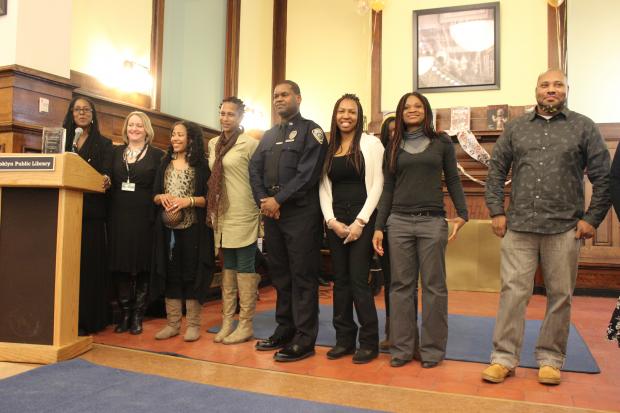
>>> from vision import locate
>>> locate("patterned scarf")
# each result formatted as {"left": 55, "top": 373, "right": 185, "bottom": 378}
{"left": 207, "top": 129, "right": 241, "bottom": 228}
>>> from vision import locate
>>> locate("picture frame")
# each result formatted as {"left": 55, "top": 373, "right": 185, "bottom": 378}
{"left": 0, "top": 0, "right": 6, "bottom": 16}
{"left": 413, "top": 2, "right": 500, "bottom": 93}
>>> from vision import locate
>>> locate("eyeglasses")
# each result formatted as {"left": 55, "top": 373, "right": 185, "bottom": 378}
{"left": 73, "top": 107, "right": 92, "bottom": 114}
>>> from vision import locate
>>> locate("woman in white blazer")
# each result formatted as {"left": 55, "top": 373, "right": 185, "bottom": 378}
{"left": 319, "top": 94, "right": 384, "bottom": 364}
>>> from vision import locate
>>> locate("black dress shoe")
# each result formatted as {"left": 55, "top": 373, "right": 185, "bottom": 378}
{"left": 422, "top": 361, "right": 440, "bottom": 368}
{"left": 352, "top": 349, "right": 378, "bottom": 364}
{"left": 390, "top": 357, "right": 411, "bottom": 368}
{"left": 326, "top": 345, "right": 355, "bottom": 360}
{"left": 273, "top": 344, "right": 315, "bottom": 362}
{"left": 255, "top": 336, "right": 289, "bottom": 351}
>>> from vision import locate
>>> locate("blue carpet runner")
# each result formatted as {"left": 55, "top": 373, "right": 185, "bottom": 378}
{"left": 209, "top": 305, "right": 600, "bottom": 373}
{"left": 0, "top": 359, "right": 385, "bottom": 413}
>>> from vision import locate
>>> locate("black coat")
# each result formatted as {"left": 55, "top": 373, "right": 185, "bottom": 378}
{"left": 150, "top": 156, "right": 215, "bottom": 304}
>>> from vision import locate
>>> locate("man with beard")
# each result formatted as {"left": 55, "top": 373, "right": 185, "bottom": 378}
{"left": 249, "top": 80, "right": 327, "bottom": 362}
{"left": 482, "top": 69, "right": 610, "bottom": 385}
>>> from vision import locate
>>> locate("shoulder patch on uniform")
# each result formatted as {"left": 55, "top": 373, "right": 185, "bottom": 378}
{"left": 311, "top": 128, "right": 325, "bottom": 144}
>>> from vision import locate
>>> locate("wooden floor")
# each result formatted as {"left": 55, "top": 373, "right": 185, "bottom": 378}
{"left": 1, "top": 287, "right": 618, "bottom": 412}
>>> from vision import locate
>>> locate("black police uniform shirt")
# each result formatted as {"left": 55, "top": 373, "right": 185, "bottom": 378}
{"left": 249, "top": 112, "right": 327, "bottom": 208}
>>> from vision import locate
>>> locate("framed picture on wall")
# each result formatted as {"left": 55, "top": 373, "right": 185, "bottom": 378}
{"left": 413, "top": 2, "right": 500, "bottom": 93}
{"left": 0, "top": 0, "right": 6, "bottom": 16}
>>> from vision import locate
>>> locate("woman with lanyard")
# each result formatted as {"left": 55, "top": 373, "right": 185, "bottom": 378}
{"left": 108, "top": 111, "right": 164, "bottom": 335}
{"left": 62, "top": 96, "right": 113, "bottom": 335}
{"left": 372, "top": 92, "right": 468, "bottom": 368}
{"left": 152, "top": 120, "right": 214, "bottom": 342}
{"left": 208, "top": 96, "right": 261, "bottom": 345}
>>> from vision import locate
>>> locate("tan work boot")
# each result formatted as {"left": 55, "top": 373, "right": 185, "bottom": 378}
{"left": 184, "top": 299, "right": 202, "bottom": 342}
{"left": 214, "top": 269, "right": 238, "bottom": 343}
{"left": 482, "top": 363, "right": 514, "bottom": 383}
{"left": 538, "top": 365, "right": 561, "bottom": 385}
{"left": 223, "top": 273, "right": 261, "bottom": 345}
{"left": 155, "top": 298, "right": 182, "bottom": 340}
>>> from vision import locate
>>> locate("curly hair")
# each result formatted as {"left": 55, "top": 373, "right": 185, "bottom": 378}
{"left": 164, "top": 120, "right": 206, "bottom": 168}
{"left": 323, "top": 93, "right": 364, "bottom": 176}
{"left": 219, "top": 96, "right": 246, "bottom": 115}
{"left": 62, "top": 96, "right": 101, "bottom": 152}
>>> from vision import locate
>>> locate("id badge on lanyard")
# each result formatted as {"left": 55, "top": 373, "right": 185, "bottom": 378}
{"left": 121, "top": 181, "right": 136, "bottom": 192}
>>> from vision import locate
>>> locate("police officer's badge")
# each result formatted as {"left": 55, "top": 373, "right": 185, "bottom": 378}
{"left": 311, "top": 128, "right": 325, "bottom": 144}
{"left": 286, "top": 130, "right": 297, "bottom": 142}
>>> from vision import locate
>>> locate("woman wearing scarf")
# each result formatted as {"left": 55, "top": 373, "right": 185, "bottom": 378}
{"left": 208, "top": 97, "right": 261, "bottom": 344}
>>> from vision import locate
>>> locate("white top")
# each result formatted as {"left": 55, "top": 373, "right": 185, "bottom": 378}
{"left": 319, "top": 132, "right": 385, "bottom": 224}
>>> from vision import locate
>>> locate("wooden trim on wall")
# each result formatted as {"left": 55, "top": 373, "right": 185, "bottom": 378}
{"left": 271, "top": 0, "right": 287, "bottom": 125}
{"left": 150, "top": 0, "right": 165, "bottom": 110}
{"left": 369, "top": 10, "right": 383, "bottom": 134}
{"left": 547, "top": 0, "right": 567, "bottom": 71}
{"left": 224, "top": 0, "right": 241, "bottom": 98}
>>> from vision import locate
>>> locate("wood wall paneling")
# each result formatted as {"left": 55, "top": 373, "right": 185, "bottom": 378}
{"left": 368, "top": 10, "right": 382, "bottom": 134}
{"left": 150, "top": 0, "right": 165, "bottom": 110}
{"left": 224, "top": 0, "right": 241, "bottom": 98}
{"left": 271, "top": 0, "right": 287, "bottom": 125}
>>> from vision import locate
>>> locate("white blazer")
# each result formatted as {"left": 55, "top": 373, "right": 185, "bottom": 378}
{"left": 319, "top": 133, "right": 385, "bottom": 224}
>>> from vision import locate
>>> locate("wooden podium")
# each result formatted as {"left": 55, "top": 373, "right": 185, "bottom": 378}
{"left": 0, "top": 153, "right": 104, "bottom": 363}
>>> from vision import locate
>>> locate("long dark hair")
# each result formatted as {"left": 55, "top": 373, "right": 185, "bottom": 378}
{"left": 62, "top": 96, "right": 101, "bottom": 151}
{"left": 387, "top": 92, "right": 439, "bottom": 174}
{"left": 323, "top": 94, "right": 364, "bottom": 176}
{"left": 164, "top": 120, "right": 206, "bottom": 168}
{"left": 379, "top": 114, "right": 396, "bottom": 147}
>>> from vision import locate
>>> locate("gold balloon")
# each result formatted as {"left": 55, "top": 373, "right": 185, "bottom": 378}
{"left": 547, "top": 0, "right": 565, "bottom": 7}
{"left": 370, "top": 0, "right": 385, "bottom": 12}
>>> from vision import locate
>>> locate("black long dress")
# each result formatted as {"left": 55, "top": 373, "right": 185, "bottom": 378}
{"left": 108, "top": 145, "right": 164, "bottom": 273}
{"left": 74, "top": 131, "right": 113, "bottom": 334}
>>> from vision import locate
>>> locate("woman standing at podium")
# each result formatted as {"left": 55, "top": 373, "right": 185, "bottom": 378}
{"left": 151, "top": 120, "right": 215, "bottom": 342}
{"left": 62, "top": 97, "right": 113, "bottom": 335}
{"left": 108, "top": 112, "right": 164, "bottom": 335}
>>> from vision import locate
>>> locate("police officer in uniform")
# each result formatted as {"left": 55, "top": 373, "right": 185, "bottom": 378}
{"left": 249, "top": 80, "right": 327, "bottom": 362}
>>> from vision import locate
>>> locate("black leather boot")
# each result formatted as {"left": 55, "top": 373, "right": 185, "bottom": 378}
{"left": 130, "top": 273, "right": 149, "bottom": 335}
{"left": 114, "top": 274, "right": 132, "bottom": 333}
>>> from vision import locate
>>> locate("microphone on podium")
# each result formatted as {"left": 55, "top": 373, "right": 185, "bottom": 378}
{"left": 72, "top": 127, "right": 83, "bottom": 153}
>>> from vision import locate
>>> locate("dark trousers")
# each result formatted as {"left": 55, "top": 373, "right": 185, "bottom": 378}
{"left": 166, "top": 225, "right": 200, "bottom": 300}
{"left": 379, "top": 234, "right": 391, "bottom": 317}
{"left": 264, "top": 203, "right": 322, "bottom": 348}
{"left": 326, "top": 205, "right": 378, "bottom": 350}
{"left": 388, "top": 213, "right": 448, "bottom": 363}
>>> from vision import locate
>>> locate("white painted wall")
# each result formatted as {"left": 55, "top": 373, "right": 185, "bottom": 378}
{"left": 567, "top": 0, "right": 620, "bottom": 123}
{"left": 0, "top": 0, "right": 71, "bottom": 77}
{"left": 237, "top": 0, "right": 273, "bottom": 131}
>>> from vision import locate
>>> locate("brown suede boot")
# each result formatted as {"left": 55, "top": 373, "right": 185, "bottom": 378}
{"left": 184, "top": 299, "right": 202, "bottom": 342}
{"left": 223, "top": 273, "right": 260, "bottom": 345}
{"left": 214, "top": 269, "right": 238, "bottom": 343}
{"left": 379, "top": 316, "right": 390, "bottom": 351}
{"left": 155, "top": 298, "right": 182, "bottom": 340}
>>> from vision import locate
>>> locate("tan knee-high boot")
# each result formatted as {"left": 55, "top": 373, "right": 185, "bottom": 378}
{"left": 184, "top": 299, "right": 202, "bottom": 342}
{"left": 222, "top": 273, "right": 260, "bottom": 344}
{"left": 214, "top": 269, "right": 238, "bottom": 342}
{"left": 155, "top": 298, "right": 182, "bottom": 340}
